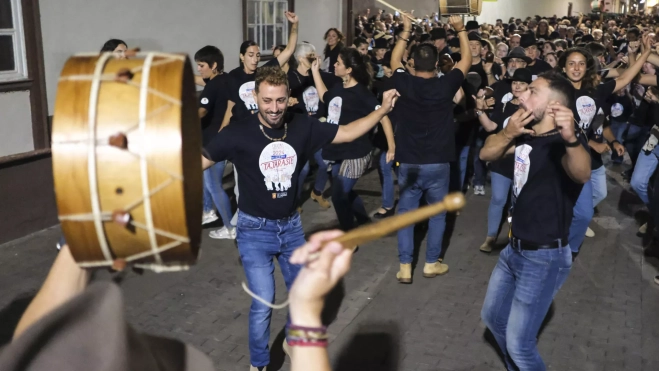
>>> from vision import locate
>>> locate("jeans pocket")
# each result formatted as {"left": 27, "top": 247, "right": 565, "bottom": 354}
{"left": 519, "top": 249, "right": 552, "bottom": 266}
{"left": 291, "top": 213, "right": 302, "bottom": 228}
{"left": 238, "top": 214, "right": 264, "bottom": 230}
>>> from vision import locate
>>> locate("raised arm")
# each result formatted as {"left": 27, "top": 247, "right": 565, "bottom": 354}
{"left": 391, "top": 12, "right": 413, "bottom": 71}
{"left": 13, "top": 245, "right": 90, "bottom": 340}
{"left": 219, "top": 101, "right": 235, "bottom": 131}
{"left": 614, "top": 34, "right": 653, "bottom": 93}
{"left": 311, "top": 59, "right": 329, "bottom": 103}
{"left": 276, "top": 12, "right": 299, "bottom": 66}
{"left": 333, "top": 90, "right": 399, "bottom": 144}
{"left": 450, "top": 16, "right": 472, "bottom": 77}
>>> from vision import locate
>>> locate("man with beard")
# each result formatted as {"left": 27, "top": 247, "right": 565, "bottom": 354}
{"left": 480, "top": 70, "right": 591, "bottom": 371}
{"left": 201, "top": 67, "right": 399, "bottom": 371}
{"left": 431, "top": 27, "right": 450, "bottom": 56}
{"left": 491, "top": 46, "right": 530, "bottom": 82}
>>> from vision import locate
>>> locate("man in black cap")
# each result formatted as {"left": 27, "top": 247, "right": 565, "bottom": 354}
{"left": 431, "top": 27, "right": 450, "bottom": 56}
{"left": 468, "top": 33, "right": 489, "bottom": 90}
{"left": 373, "top": 35, "right": 390, "bottom": 79}
{"left": 491, "top": 46, "right": 531, "bottom": 82}
{"left": 520, "top": 33, "right": 552, "bottom": 80}
{"left": 466, "top": 20, "right": 480, "bottom": 34}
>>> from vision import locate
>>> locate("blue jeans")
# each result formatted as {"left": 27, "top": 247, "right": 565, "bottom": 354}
{"left": 203, "top": 161, "right": 233, "bottom": 227}
{"left": 591, "top": 166, "right": 607, "bottom": 208}
{"left": 631, "top": 148, "right": 659, "bottom": 205}
{"left": 377, "top": 151, "right": 395, "bottom": 209}
{"left": 450, "top": 146, "right": 471, "bottom": 192}
{"left": 488, "top": 172, "right": 512, "bottom": 238}
{"left": 313, "top": 150, "right": 330, "bottom": 194}
{"left": 397, "top": 163, "right": 450, "bottom": 263}
{"left": 481, "top": 243, "right": 572, "bottom": 371}
{"left": 331, "top": 161, "right": 370, "bottom": 231}
{"left": 568, "top": 180, "right": 593, "bottom": 253}
{"left": 236, "top": 211, "right": 305, "bottom": 367}
{"left": 473, "top": 137, "right": 487, "bottom": 187}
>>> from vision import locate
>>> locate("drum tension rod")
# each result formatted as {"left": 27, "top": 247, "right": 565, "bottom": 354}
{"left": 116, "top": 68, "right": 135, "bottom": 83}
{"left": 109, "top": 133, "right": 128, "bottom": 149}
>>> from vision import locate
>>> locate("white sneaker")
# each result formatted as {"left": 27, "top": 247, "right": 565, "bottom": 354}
{"left": 202, "top": 210, "right": 218, "bottom": 225}
{"left": 585, "top": 227, "right": 595, "bottom": 238}
{"left": 474, "top": 185, "right": 485, "bottom": 196}
{"left": 209, "top": 226, "right": 236, "bottom": 240}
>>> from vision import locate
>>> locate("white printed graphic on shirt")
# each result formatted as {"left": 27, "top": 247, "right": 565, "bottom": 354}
{"left": 532, "top": 75, "right": 538, "bottom": 81}
{"left": 503, "top": 116, "right": 511, "bottom": 128}
{"left": 576, "top": 96, "right": 597, "bottom": 130}
{"left": 501, "top": 93, "right": 513, "bottom": 104}
{"left": 259, "top": 142, "right": 298, "bottom": 195}
{"left": 239, "top": 81, "right": 258, "bottom": 110}
{"left": 611, "top": 103, "right": 624, "bottom": 118}
{"left": 201, "top": 97, "right": 209, "bottom": 105}
{"left": 513, "top": 144, "right": 533, "bottom": 197}
{"left": 328, "top": 97, "right": 343, "bottom": 125}
{"left": 321, "top": 57, "right": 331, "bottom": 73}
{"left": 303, "top": 86, "right": 320, "bottom": 114}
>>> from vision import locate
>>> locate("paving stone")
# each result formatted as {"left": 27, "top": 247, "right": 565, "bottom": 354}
{"left": 0, "top": 163, "right": 658, "bottom": 370}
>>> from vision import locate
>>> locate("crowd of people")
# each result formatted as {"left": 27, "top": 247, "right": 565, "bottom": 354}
{"left": 5, "top": 7, "right": 659, "bottom": 371}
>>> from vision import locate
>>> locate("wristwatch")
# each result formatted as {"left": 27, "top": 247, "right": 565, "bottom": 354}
{"left": 564, "top": 139, "right": 581, "bottom": 148}
{"left": 475, "top": 110, "right": 484, "bottom": 116}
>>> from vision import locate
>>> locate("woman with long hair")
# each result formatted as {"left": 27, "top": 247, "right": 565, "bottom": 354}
{"left": 100, "top": 39, "right": 127, "bottom": 59}
{"left": 558, "top": 35, "right": 653, "bottom": 252}
{"left": 312, "top": 47, "right": 395, "bottom": 231}
{"left": 321, "top": 28, "right": 345, "bottom": 74}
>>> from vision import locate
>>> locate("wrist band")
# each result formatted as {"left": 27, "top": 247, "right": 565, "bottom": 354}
{"left": 610, "top": 139, "right": 621, "bottom": 146}
{"left": 456, "top": 29, "right": 466, "bottom": 34}
{"left": 287, "top": 324, "right": 329, "bottom": 347}
{"left": 501, "top": 129, "right": 513, "bottom": 141}
{"left": 565, "top": 139, "right": 581, "bottom": 148}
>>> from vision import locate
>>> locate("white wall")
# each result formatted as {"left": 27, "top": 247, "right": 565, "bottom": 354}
{"left": 0, "top": 91, "right": 34, "bottom": 157}
{"left": 476, "top": 0, "right": 592, "bottom": 25}
{"left": 39, "top": 0, "right": 243, "bottom": 115}
{"left": 293, "top": 0, "right": 343, "bottom": 58}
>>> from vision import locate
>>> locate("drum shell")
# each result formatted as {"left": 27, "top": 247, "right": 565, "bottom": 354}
{"left": 51, "top": 54, "right": 202, "bottom": 267}
{"left": 439, "top": 0, "right": 482, "bottom": 16}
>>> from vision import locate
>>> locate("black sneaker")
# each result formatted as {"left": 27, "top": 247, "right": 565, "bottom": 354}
{"left": 373, "top": 207, "right": 395, "bottom": 220}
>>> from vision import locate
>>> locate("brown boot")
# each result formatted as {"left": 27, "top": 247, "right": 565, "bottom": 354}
{"left": 310, "top": 191, "right": 331, "bottom": 208}
{"left": 423, "top": 262, "right": 449, "bottom": 278}
{"left": 480, "top": 236, "right": 495, "bottom": 253}
{"left": 396, "top": 263, "right": 412, "bottom": 283}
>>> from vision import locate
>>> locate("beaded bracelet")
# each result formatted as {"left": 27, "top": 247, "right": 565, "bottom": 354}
{"left": 286, "top": 324, "right": 329, "bottom": 347}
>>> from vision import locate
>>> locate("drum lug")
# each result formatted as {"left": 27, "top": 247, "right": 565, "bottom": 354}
{"left": 109, "top": 133, "right": 128, "bottom": 149}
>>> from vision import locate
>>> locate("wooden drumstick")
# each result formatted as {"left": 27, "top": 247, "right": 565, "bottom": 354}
{"left": 375, "top": 0, "right": 418, "bottom": 25}
{"left": 316, "top": 192, "right": 466, "bottom": 256}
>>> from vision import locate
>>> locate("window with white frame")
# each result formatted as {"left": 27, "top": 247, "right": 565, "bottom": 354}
{"left": 0, "top": 0, "right": 28, "bottom": 82}
{"left": 244, "top": 0, "right": 291, "bottom": 56}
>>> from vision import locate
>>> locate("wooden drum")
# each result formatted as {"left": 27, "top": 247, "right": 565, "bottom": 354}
{"left": 51, "top": 52, "right": 202, "bottom": 272}
{"left": 439, "top": 0, "right": 482, "bottom": 16}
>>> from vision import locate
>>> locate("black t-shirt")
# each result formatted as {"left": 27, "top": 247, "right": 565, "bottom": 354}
{"left": 200, "top": 74, "right": 230, "bottom": 146}
{"left": 607, "top": 93, "right": 633, "bottom": 122}
{"left": 470, "top": 61, "right": 488, "bottom": 90}
{"left": 227, "top": 59, "right": 280, "bottom": 123}
{"left": 323, "top": 45, "right": 342, "bottom": 74}
{"left": 511, "top": 131, "right": 585, "bottom": 244}
{"left": 287, "top": 69, "right": 341, "bottom": 118}
{"left": 321, "top": 83, "right": 380, "bottom": 161}
{"left": 203, "top": 113, "right": 339, "bottom": 220}
{"left": 455, "top": 79, "right": 478, "bottom": 148}
{"left": 574, "top": 80, "right": 616, "bottom": 170}
{"left": 526, "top": 59, "right": 552, "bottom": 81}
{"left": 628, "top": 75, "right": 659, "bottom": 127}
{"left": 488, "top": 101, "right": 519, "bottom": 178}
{"left": 390, "top": 68, "right": 465, "bottom": 164}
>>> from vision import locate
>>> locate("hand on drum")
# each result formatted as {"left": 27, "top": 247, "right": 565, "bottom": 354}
{"left": 448, "top": 15, "right": 464, "bottom": 32}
